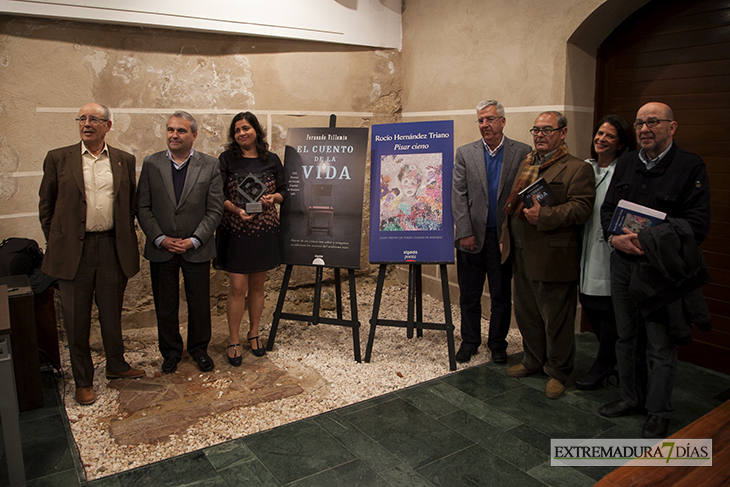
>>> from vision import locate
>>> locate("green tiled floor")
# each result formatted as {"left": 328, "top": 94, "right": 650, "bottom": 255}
{"left": 3, "top": 333, "right": 729, "bottom": 486}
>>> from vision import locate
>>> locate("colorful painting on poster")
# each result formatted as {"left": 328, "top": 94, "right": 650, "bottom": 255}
{"left": 279, "top": 127, "right": 369, "bottom": 269}
{"left": 369, "top": 120, "right": 454, "bottom": 263}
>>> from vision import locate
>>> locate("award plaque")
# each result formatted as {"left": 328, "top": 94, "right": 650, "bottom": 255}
{"left": 236, "top": 174, "right": 267, "bottom": 214}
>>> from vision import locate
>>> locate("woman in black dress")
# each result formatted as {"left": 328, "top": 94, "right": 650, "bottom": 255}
{"left": 216, "top": 112, "right": 286, "bottom": 365}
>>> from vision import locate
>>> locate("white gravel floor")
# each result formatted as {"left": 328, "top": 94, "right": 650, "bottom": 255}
{"left": 56, "top": 275, "right": 524, "bottom": 480}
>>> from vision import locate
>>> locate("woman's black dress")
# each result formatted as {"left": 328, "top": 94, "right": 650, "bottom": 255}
{"left": 215, "top": 150, "right": 287, "bottom": 273}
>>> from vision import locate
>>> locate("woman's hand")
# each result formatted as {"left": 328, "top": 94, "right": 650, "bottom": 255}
{"left": 260, "top": 193, "right": 282, "bottom": 208}
{"left": 237, "top": 207, "right": 255, "bottom": 222}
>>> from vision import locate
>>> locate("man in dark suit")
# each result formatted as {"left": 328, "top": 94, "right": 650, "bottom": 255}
{"left": 39, "top": 102, "right": 145, "bottom": 406}
{"left": 500, "top": 111, "right": 594, "bottom": 399}
{"left": 137, "top": 111, "right": 224, "bottom": 374}
{"left": 452, "top": 100, "right": 531, "bottom": 364}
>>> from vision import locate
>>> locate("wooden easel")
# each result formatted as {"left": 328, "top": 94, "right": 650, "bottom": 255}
{"left": 364, "top": 263, "right": 456, "bottom": 370}
{"left": 265, "top": 114, "right": 361, "bottom": 362}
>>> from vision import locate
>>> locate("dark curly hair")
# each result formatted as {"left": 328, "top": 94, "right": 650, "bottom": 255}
{"left": 225, "top": 111, "right": 269, "bottom": 161}
{"left": 590, "top": 114, "right": 636, "bottom": 161}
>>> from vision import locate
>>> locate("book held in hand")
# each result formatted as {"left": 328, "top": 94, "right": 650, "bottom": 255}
{"left": 609, "top": 199, "right": 666, "bottom": 234}
{"left": 519, "top": 177, "right": 558, "bottom": 208}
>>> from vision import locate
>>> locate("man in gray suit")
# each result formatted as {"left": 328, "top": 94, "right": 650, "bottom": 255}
{"left": 137, "top": 111, "right": 224, "bottom": 374}
{"left": 452, "top": 100, "right": 531, "bottom": 364}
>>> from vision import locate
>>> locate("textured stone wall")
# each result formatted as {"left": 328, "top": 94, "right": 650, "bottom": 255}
{"left": 0, "top": 14, "right": 401, "bottom": 323}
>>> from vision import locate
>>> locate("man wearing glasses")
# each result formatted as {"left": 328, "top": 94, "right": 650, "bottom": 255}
{"left": 599, "top": 102, "right": 711, "bottom": 438}
{"left": 500, "top": 111, "right": 594, "bottom": 399}
{"left": 39, "top": 103, "right": 144, "bottom": 405}
{"left": 452, "top": 100, "right": 530, "bottom": 364}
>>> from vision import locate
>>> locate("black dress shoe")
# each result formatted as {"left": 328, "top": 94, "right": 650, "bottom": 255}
{"left": 162, "top": 356, "right": 180, "bottom": 374}
{"left": 576, "top": 366, "right": 617, "bottom": 391}
{"left": 642, "top": 415, "right": 670, "bottom": 439}
{"left": 227, "top": 343, "right": 242, "bottom": 367}
{"left": 194, "top": 353, "right": 215, "bottom": 372}
{"left": 247, "top": 335, "right": 266, "bottom": 358}
{"left": 598, "top": 399, "right": 647, "bottom": 418}
{"left": 455, "top": 346, "right": 477, "bottom": 363}
{"left": 491, "top": 349, "right": 508, "bottom": 364}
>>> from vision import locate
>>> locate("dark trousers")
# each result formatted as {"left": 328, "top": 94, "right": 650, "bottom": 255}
{"left": 611, "top": 252, "right": 677, "bottom": 418}
{"left": 512, "top": 246, "right": 577, "bottom": 382}
{"left": 150, "top": 255, "right": 211, "bottom": 360}
{"left": 456, "top": 231, "right": 512, "bottom": 352}
{"left": 579, "top": 293, "right": 617, "bottom": 372}
{"left": 58, "top": 232, "right": 130, "bottom": 388}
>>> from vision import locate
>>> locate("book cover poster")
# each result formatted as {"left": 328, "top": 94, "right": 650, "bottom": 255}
{"left": 369, "top": 120, "right": 454, "bottom": 264}
{"left": 279, "top": 127, "right": 369, "bottom": 269}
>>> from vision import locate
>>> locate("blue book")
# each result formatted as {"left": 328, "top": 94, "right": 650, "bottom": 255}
{"left": 609, "top": 199, "right": 666, "bottom": 234}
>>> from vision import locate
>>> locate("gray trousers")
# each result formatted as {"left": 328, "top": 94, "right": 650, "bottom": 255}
{"left": 512, "top": 246, "right": 577, "bottom": 382}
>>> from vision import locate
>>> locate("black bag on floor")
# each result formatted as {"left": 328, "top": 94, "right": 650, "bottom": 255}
{"left": 0, "top": 237, "right": 55, "bottom": 292}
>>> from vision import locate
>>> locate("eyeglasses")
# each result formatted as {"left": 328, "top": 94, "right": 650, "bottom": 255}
{"left": 75, "top": 116, "right": 108, "bottom": 126}
{"left": 633, "top": 118, "right": 672, "bottom": 130}
{"left": 530, "top": 126, "right": 564, "bottom": 136}
{"left": 477, "top": 116, "right": 503, "bottom": 124}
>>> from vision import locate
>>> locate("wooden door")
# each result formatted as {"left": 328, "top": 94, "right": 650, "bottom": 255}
{"left": 595, "top": 0, "right": 730, "bottom": 373}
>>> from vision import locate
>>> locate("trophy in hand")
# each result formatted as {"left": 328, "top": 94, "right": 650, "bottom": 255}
{"left": 236, "top": 174, "right": 267, "bottom": 214}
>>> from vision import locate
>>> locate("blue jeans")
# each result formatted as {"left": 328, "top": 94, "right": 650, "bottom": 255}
{"left": 611, "top": 252, "right": 677, "bottom": 418}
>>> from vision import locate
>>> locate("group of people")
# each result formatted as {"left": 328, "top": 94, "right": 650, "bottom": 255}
{"left": 39, "top": 99, "right": 711, "bottom": 440}
{"left": 39, "top": 103, "right": 285, "bottom": 406}
{"left": 452, "top": 99, "right": 711, "bottom": 438}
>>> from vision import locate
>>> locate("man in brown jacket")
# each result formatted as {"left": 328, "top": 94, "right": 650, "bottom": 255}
{"left": 39, "top": 102, "right": 144, "bottom": 405}
{"left": 500, "top": 111, "right": 594, "bottom": 399}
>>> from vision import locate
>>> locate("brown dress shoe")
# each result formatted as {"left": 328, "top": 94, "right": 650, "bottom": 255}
{"left": 545, "top": 378, "right": 565, "bottom": 399}
{"left": 75, "top": 387, "right": 96, "bottom": 405}
{"left": 506, "top": 363, "right": 539, "bottom": 378}
{"left": 106, "top": 367, "right": 145, "bottom": 380}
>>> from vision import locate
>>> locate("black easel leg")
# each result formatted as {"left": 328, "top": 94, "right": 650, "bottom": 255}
{"left": 313, "top": 266, "right": 323, "bottom": 325}
{"left": 415, "top": 265, "right": 424, "bottom": 338}
{"left": 334, "top": 268, "right": 343, "bottom": 320}
{"left": 365, "top": 264, "right": 387, "bottom": 362}
{"left": 406, "top": 265, "right": 415, "bottom": 339}
{"left": 267, "top": 265, "right": 293, "bottom": 351}
{"left": 440, "top": 264, "right": 456, "bottom": 370}
{"left": 348, "top": 269, "right": 361, "bottom": 362}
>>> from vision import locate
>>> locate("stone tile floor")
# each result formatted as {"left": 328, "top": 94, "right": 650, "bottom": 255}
{"left": 2, "top": 333, "right": 729, "bottom": 487}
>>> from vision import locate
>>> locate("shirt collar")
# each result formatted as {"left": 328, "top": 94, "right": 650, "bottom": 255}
{"left": 81, "top": 141, "right": 109, "bottom": 157}
{"left": 482, "top": 135, "right": 505, "bottom": 157}
{"left": 166, "top": 148, "right": 195, "bottom": 170}
{"left": 638, "top": 142, "right": 672, "bottom": 170}
{"left": 535, "top": 149, "right": 557, "bottom": 165}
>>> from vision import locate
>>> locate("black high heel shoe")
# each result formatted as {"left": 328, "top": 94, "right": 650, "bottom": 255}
{"left": 227, "top": 343, "right": 242, "bottom": 366}
{"left": 576, "top": 366, "right": 618, "bottom": 391}
{"left": 248, "top": 334, "right": 266, "bottom": 357}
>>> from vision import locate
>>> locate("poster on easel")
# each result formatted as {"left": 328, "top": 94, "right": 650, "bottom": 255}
{"left": 369, "top": 120, "right": 454, "bottom": 264}
{"left": 279, "top": 127, "right": 369, "bottom": 269}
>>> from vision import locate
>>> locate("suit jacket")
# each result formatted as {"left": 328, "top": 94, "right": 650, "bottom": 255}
{"left": 137, "top": 150, "right": 224, "bottom": 263}
{"left": 38, "top": 142, "right": 140, "bottom": 280}
{"left": 452, "top": 136, "right": 531, "bottom": 253}
{"left": 501, "top": 151, "right": 595, "bottom": 282}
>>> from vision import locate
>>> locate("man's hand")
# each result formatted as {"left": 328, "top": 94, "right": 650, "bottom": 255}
{"left": 160, "top": 237, "right": 193, "bottom": 254}
{"left": 460, "top": 236, "right": 477, "bottom": 251}
{"left": 610, "top": 228, "right": 644, "bottom": 255}
{"left": 523, "top": 196, "right": 540, "bottom": 225}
